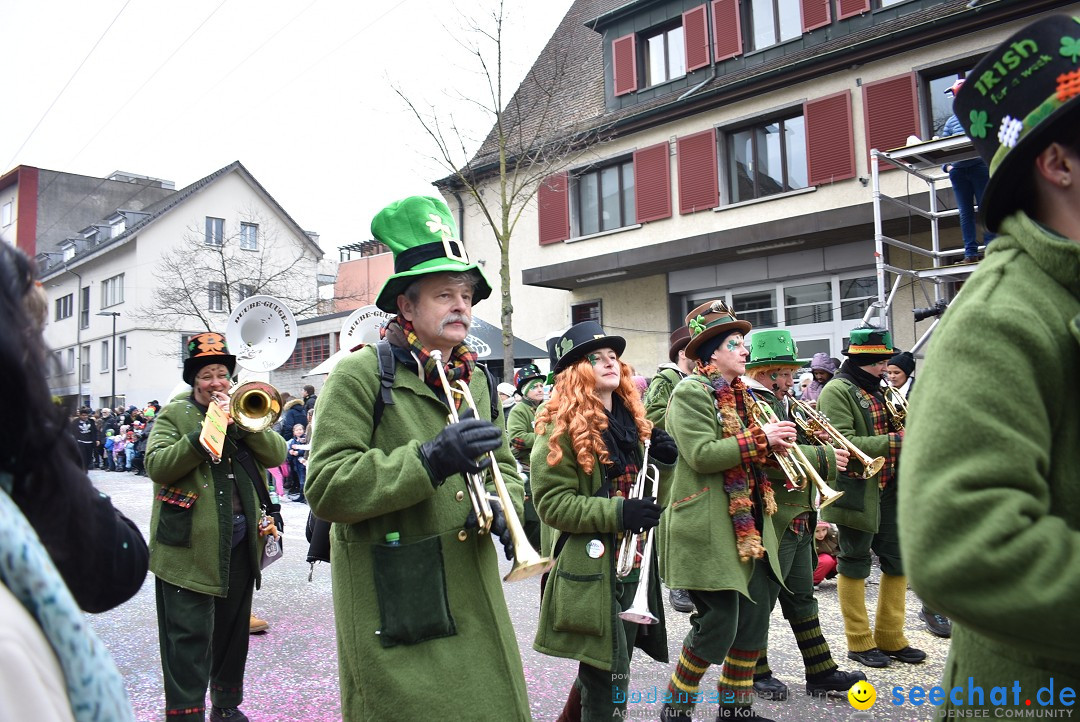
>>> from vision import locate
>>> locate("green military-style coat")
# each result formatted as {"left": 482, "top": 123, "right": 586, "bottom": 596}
{"left": 900, "top": 212, "right": 1080, "bottom": 714}
{"left": 643, "top": 365, "right": 685, "bottom": 508}
{"left": 146, "top": 391, "right": 287, "bottom": 597}
{"left": 305, "top": 344, "right": 530, "bottom": 722}
{"left": 658, "top": 376, "right": 784, "bottom": 595}
{"left": 816, "top": 377, "right": 898, "bottom": 534}
{"left": 530, "top": 427, "right": 668, "bottom": 671}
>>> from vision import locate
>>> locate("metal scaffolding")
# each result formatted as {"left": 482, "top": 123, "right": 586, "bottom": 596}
{"left": 869, "top": 134, "right": 984, "bottom": 353}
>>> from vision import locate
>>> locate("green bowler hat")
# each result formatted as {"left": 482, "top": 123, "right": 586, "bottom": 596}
{"left": 372, "top": 196, "right": 492, "bottom": 313}
{"left": 745, "top": 329, "right": 804, "bottom": 370}
{"left": 843, "top": 326, "right": 896, "bottom": 360}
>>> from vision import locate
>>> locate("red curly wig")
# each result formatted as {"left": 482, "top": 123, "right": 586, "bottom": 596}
{"left": 534, "top": 357, "right": 652, "bottom": 474}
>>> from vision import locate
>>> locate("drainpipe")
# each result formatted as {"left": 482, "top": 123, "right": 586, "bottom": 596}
{"left": 64, "top": 262, "right": 84, "bottom": 406}
{"left": 678, "top": 3, "right": 717, "bottom": 102}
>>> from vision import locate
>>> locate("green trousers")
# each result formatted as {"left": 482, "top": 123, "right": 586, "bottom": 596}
{"left": 768, "top": 516, "right": 818, "bottom": 620}
{"left": 156, "top": 539, "right": 255, "bottom": 720}
{"left": 837, "top": 485, "right": 903, "bottom": 579}
{"left": 575, "top": 579, "right": 641, "bottom": 721}
{"left": 684, "top": 556, "right": 773, "bottom": 663}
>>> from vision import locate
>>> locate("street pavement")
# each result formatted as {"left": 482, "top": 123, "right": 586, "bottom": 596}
{"left": 89, "top": 469, "right": 949, "bottom": 721}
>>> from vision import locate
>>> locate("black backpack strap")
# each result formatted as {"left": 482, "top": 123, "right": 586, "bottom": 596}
{"left": 233, "top": 440, "right": 283, "bottom": 535}
{"left": 374, "top": 339, "right": 396, "bottom": 429}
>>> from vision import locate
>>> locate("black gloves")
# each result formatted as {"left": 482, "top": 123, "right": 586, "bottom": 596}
{"left": 649, "top": 428, "right": 678, "bottom": 465}
{"left": 622, "top": 496, "right": 662, "bottom": 534}
{"left": 419, "top": 409, "right": 503, "bottom": 487}
{"left": 465, "top": 500, "right": 515, "bottom": 561}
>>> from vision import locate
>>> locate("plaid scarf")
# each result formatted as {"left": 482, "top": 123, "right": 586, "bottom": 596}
{"left": 695, "top": 364, "right": 777, "bottom": 562}
{"left": 851, "top": 386, "right": 900, "bottom": 490}
{"left": 396, "top": 318, "right": 476, "bottom": 400}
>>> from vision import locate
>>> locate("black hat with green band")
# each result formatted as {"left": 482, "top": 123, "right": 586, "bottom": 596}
{"left": 551, "top": 321, "right": 626, "bottom": 376}
{"left": 371, "top": 196, "right": 492, "bottom": 313}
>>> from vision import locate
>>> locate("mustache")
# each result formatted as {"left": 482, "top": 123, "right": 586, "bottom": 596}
{"left": 437, "top": 313, "right": 471, "bottom": 335}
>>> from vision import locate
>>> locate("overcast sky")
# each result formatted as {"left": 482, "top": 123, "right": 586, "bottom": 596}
{"left": 2, "top": 0, "right": 574, "bottom": 251}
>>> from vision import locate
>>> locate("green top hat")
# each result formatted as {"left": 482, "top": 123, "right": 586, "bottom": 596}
{"left": 745, "top": 329, "right": 804, "bottom": 370}
{"left": 183, "top": 332, "right": 236, "bottom": 385}
{"left": 551, "top": 321, "right": 626, "bottom": 376}
{"left": 683, "top": 300, "right": 752, "bottom": 362}
{"left": 842, "top": 327, "right": 896, "bottom": 360}
{"left": 954, "top": 15, "right": 1080, "bottom": 231}
{"left": 372, "top": 196, "right": 493, "bottom": 313}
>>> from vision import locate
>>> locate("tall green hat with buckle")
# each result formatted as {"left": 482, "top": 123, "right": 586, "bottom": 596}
{"left": 842, "top": 326, "right": 896, "bottom": 363}
{"left": 953, "top": 14, "right": 1080, "bottom": 231}
{"left": 745, "top": 329, "right": 804, "bottom": 370}
{"left": 372, "top": 196, "right": 492, "bottom": 313}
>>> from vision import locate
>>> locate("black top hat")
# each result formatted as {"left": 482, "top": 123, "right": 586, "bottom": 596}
{"left": 514, "top": 363, "right": 545, "bottom": 394}
{"left": 551, "top": 321, "right": 626, "bottom": 376}
{"left": 954, "top": 15, "right": 1080, "bottom": 231}
{"left": 183, "top": 332, "right": 237, "bottom": 386}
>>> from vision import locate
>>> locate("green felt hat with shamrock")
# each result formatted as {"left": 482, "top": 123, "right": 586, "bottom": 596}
{"left": 745, "top": 329, "right": 804, "bottom": 370}
{"left": 372, "top": 196, "right": 492, "bottom": 313}
{"left": 954, "top": 15, "right": 1080, "bottom": 231}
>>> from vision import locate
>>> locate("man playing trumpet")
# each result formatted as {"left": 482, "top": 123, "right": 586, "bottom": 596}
{"left": 741, "top": 329, "right": 865, "bottom": 701}
{"left": 306, "top": 196, "right": 530, "bottom": 721}
{"left": 816, "top": 327, "right": 925, "bottom": 669}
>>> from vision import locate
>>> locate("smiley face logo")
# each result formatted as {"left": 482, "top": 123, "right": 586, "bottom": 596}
{"left": 848, "top": 680, "right": 877, "bottom": 710}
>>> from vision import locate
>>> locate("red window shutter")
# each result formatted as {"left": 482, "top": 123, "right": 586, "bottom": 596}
{"left": 612, "top": 34, "right": 637, "bottom": 97}
{"left": 837, "top": 0, "right": 870, "bottom": 20}
{"left": 677, "top": 129, "right": 718, "bottom": 215}
{"left": 537, "top": 173, "right": 570, "bottom": 245}
{"left": 801, "top": 0, "right": 831, "bottom": 32}
{"left": 863, "top": 73, "right": 921, "bottom": 170}
{"left": 683, "top": 5, "right": 710, "bottom": 73}
{"left": 805, "top": 91, "right": 856, "bottom": 186}
{"left": 634, "top": 142, "right": 672, "bottom": 223}
{"left": 711, "top": 0, "right": 743, "bottom": 62}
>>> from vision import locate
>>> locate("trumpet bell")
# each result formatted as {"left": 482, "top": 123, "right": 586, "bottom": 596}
{"left": 618, "top": 605, "right": 659, "bottom": 625}
{"left": 504, "top": 555, "right": 555, "bottom": 583}
{"left": 230, "top": 381, "right": 282, "bottom": 433}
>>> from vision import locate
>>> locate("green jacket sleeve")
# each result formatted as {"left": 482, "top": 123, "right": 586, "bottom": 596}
{"left": 666, "top": 379, "right": 744, "bottom": 475}
{"left": 643, "top": 373, "right": 675, "bottom": 429}
{"left": 815, "top": 380, "right": 895, "bottom": 458}
{"left": 505, "top": 402, "right": 536, "bottom": 466}
{"left": 145, "top": 404, "right": 208, "bottom": 485}
{"left": 305, "top": 350, "right": 438, "bottom": 524}
{"left": 531, "top": 431, "right": 623, "bottom": 535}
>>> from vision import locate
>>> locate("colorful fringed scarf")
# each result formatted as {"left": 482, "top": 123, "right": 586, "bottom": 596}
{"left": 394, "top": 318, "right": 477, "bottom": 400}
{"left": 695, "top": 364, "right": 776, "bottom": 562}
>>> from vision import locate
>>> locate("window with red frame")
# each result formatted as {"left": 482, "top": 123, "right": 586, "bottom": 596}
{"left": 283, "top": 335, "right": 330, "bottom": 370}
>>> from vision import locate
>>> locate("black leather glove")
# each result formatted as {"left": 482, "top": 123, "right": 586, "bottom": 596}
{"left": 649, "top": 428, "right": 679, "bottom": 465}
{"left": 465, "top": 500, "right": 515, "bottom": 561}
{"left": 622, "top": 496, "right": 662, "bottom": 534}
{"left": 419, "top": 410, "right": 503, "bottom": 487}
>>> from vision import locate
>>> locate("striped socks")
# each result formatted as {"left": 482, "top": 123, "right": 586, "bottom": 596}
{"left": 718, "top": 647, "right": 760, "bottom": 707}
{"left": 791, "top": 614, "right": 840, "bottom": 679}
{"left": 667, "top": 644, "right": 711, "bottom": 705}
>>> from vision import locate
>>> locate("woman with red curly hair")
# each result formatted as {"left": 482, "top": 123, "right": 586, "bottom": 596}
{"left": 531, "top": 321, "right": 678, "bottom": 722}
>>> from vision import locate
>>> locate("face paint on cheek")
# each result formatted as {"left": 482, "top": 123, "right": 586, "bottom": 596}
{"left": 770, "top": 373, "right": 778, "bottom": 380}
{"left": 726, "top": 337, "right": 740, "bottom": 353}
{"left": 587, "top": 353, "right": 600, "bottom": 366}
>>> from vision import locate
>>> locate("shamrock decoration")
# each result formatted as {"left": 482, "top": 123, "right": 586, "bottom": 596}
{"left": 425, "top": 213, "right": 453, "bottom": 239}
{"left": 1061, "top": 36, "right": 1080, "bottom": 63}
{"left": 557, "top": 337, "right": 574, "bottom": 358}
{"left": 967, "top": 109, "right": 991, "bottom": 139}
{"left": 997, "top": 115, "right": 1024, "bottom": 149}
{"left": 688, "top": 315, "right": 707, "bottom": 337}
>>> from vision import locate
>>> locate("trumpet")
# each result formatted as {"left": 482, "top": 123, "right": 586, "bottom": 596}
{"left": 882, "top": 384, "right": 908, "bottom": 431}
{"left": 617, "top": 440, "right": 660, "bottom": 625}
{"left": 430, "top": 351, "right": 554, "bottom": 582}
{"left": 745, "top": 392, "right": 844, "bottom": 509}
{"left": 789, "top": 398, "right": 885, "bottom": 479}
{"left": 201, "top": 381, "right": 283, "bottom": 463}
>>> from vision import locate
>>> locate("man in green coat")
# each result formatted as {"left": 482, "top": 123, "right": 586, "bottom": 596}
{"left": 658, "top": 302, "right": 796, "bottom": 722}
{"left": 642, "top": 325, "right": 695, "bottom": 613}
{"left": 817, "top": 327, "right": 925, "bottom": 669}
{"left": 506, "top": 362, "right": 546, "bottom": 551}
{"left": 306, "top": 196, "right": 530, "bottom": 722}
{"left": 741, "top": 329, "right": 864, "bottom": 701}
{"left": 900, "top": 15, "right": 1080, "bottom": 716}
{"left": 147, "top": 332, "right": 287, "bottom": 722}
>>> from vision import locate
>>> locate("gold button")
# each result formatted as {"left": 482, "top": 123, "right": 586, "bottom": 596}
{"left": 457, "top": 529, "right": 468, "bottom": 542}
{"left": 455, "top": 490, "right": 465, "bottom": 502}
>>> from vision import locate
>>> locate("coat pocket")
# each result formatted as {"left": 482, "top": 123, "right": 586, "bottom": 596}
{"left": 830, "top": 474, "right": 866, "bottom": 512}
{"left": 549, "top": 536, "right": 607, "bottom": 637}
{"left": 372, "top": 535, "right": 456, "bottom": 648}
{"left": 155, "top": 486, "right": 197, "bottom": 548}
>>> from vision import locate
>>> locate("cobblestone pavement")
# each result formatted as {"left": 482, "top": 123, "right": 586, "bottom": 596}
{"left": 89, "top": 470, "right": 949, "bottom": 721}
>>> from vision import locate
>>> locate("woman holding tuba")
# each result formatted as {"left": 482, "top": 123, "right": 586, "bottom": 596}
{"left": 532, "top": 321, "right": 676, "bottom": 722}
{"left": 742, "top": 329, "right": 866, "bottom": 701}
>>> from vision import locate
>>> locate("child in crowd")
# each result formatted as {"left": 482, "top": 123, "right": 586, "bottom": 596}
{"left": 112, "top": 431, "right": 126, "bottom": 472}
{"left": 287, "top": 424, "right": 308, "bottom": 502}
{"left": 125, "top": 429, "right": 137, "bottom": 471}
{"left": 814, "top": 521, "right": 840, "bottom": 587}
{"left": 102, "top": 429, "right": 116, "bottom": 471}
